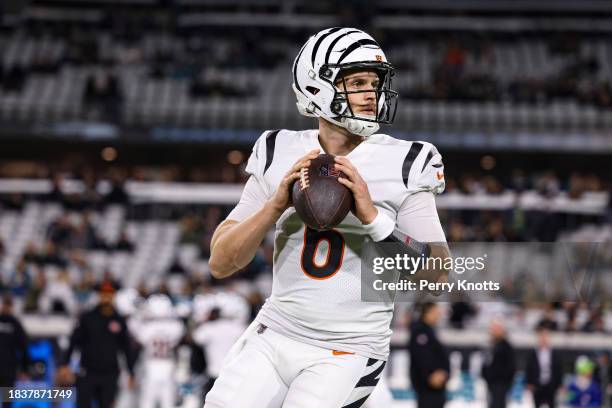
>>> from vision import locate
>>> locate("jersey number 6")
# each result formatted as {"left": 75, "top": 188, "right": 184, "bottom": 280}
{"left": 300, "top": 227, "right": 345, "bottom": 280}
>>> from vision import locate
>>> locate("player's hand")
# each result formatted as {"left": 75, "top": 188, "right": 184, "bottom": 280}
{"left": 127, "top": 375, "right": 137, "bottom": 390}
{"left": 268, "top": 149, "right": 320, "bottom": 215}
{"left": 428, "top": 369, "right": 448, "bottom": 389}
{"left": 55, "top": 365, "right": 75, "bottom": 386}
{"left": 334, "top": 156, "right": 377, "bottom": 224}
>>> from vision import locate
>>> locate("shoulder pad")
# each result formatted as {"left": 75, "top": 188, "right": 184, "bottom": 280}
{"left": 245, "top": 129, "right": 281, "bottom": 178}
{"left": 402, "top": 141, "right": 445, "bottom": 195}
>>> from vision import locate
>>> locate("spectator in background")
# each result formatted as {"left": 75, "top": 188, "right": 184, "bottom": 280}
{"left": 449, "top": 300, "right": 477, "bottom": 329}
{"left": 564, "top": 303, "right": 580, "bottom": 333}
{"left": 0, "top": 294, "right": 30, "bottom": 387}
{"left": 179, "top": 214, "right": 204, "bottom": 245}
{"left": 582, "top": 306, "right": 606, "bottom": 333}
{"left": 23, "top": 269, "right": 46, "bottom": 313}
{"left": 47, "top": 214, "right": 73, "bottom": 247}
{"left": 74, "top": 270, "right": 96, "bottom": 306}
{"left": 80, "top": 171, "right": 102, "bottom": 210}
{"left": 598, "top": 353, "right": 612, "bottom": 408}
{"left": 409, "top": 302, "right": 450, "bottom": 408}
{"left": 57, "top": 282, "right": 135, "bottom": 408}
{"left": 3, "top": 192, "right": 25, "bottom": 210}
{"left": 38, "top": 269, "right": 78, "bottom": 315}
{"left": 45, "top": 174, "right": 67, "bottom": 204}
{"left": 482, "top": 318, "right": 516, "bottom": 408}
{"left": 566, "top": 356, "right": 602, "bottom": 408}
{"left": 537, "top": 304, "right": 559, "bottom": 331}
{"left": 84, "top": 70, "right": 123, "bottom": 123}
{"left": 104, "top": 174, "right": 129, "bottom": 204}
{"left": 22, "top": 242, "right": 40, "bottom": 264}
{"left": 68, "top": 213, "right": 98, "bottom": 250}
{"left": 38, "top": 241, "right": 68, "bottom": 267}
{"left": 115, "top": 230, "right": 134, "bottom": 251}
{"left": 8, "top": 260, "right": 33, "bottom": 298}
{"left": 526, "top": 325, "right": 563, "bottom": 408}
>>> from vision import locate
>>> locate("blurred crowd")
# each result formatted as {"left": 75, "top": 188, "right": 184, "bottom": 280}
{"left": 0, "top": 170, "right": 609, "bottom": 323}
{"left": 0, "top": 172, "right": 610, "bottom": 407}
{"left": 1, "top": 10, "right": 612, "bottom": 108}
{"left": 0, "top": 158, "right": 608, "bottom": 191}
{"left": 0, "top": 164, "right": 609, "bottom": 308}
{"left": 402, "top": 36, "right": 612, "bottom": 108}
{"left": 445, "top": 170, "right": 606, "bottom": 197}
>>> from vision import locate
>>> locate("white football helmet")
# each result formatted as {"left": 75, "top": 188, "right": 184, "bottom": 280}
{"left": 292, "top": 27, "right": 398, "bottom": 137}
{"left": 115, "top": 288, "right": 142, "bottom": 317}
{"left": 145, "top": 294, "right": 175, "bottom": 319}
{"left": 215, "top": 292, "right": 250, "bottom": 323}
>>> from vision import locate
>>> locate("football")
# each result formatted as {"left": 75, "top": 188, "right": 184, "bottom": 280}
{"left": 291, "top": 154, "right": 354, "bottom": 231}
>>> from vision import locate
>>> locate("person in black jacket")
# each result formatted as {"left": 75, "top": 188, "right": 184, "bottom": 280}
{"left": 409, "top": 302, "right": 450, "bottom": 408}
{"left": 0, "top": 294, "right": 29, "bottom": 387}
{"left": 56, "top": 282, "right": 135, "bottom": 408}
{"left": 526, "top": 325, "right": 563, "bottom": 407}
{"left": 482, "top": 318, "right": 516, "bottom": 408}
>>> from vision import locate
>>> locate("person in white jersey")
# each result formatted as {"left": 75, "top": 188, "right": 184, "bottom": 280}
{"left": 192, "top": 300, "right": 247, "bottom": 400}
{"left": 134, "top": 294, "right": 185, "bottom": 408}
{"left": 205, "top": 27, "right": 450, "bottom": 408}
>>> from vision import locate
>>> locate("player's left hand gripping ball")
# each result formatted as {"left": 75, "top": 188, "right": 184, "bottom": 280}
{"left": 333, "top": 156, "right": 378, "bottom": 225}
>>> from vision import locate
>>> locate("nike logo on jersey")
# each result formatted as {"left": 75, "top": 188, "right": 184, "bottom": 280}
{"left": 332, "top": 350, "right": 355, "bottom": 356}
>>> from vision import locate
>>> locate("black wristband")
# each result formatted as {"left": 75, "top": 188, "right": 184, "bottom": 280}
{"left": 380, "top": 229, "right": 431, "bottom": 260}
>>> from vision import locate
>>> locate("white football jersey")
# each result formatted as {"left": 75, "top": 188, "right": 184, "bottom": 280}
{"left": 192, "top": 319, "right": 246, "bottom": 378}
{"left": 134, "top": 319, "right": 185, "bottom": 362}
{"left": 227, "top": 129, "right": 445, "bottom": 360}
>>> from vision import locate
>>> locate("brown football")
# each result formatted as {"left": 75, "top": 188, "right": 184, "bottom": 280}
{"left": 291, "top": 154, "right": 354, "bottom": 231}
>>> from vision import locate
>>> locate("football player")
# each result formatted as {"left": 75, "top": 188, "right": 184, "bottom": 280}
{"left": 205, "top": 27, "right": 450, "bottom": 408}
{"left": 134, "top": 294, "right": 185, "bottom": 408}
{"left": 192, "top": 295, "right": 248, "bottom": 400}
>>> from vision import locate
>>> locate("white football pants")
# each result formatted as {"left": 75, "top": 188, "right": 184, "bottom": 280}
{"left": 140, "top": 360, "right": 176, "bottom": 408}
{"left": 204, "top": 321, "right": 386, "bottom": 408}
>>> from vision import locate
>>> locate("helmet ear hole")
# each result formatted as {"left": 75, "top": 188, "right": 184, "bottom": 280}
{"left": 331, "top": 99, "right": 344, "bottom": 114}
{"left": 319, "top": 67, "right": 333, "bottom": 80}
{"left": 306, "top": 86, "right": 320, "bottom": 95}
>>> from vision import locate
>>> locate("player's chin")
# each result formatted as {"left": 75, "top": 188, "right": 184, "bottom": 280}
{"left": 355, "top": 112, "right": 376, "bottom": 120}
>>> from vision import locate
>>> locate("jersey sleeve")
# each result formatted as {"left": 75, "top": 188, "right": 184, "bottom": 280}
{"left": 226, "top": 175, "right": 269, "bottom": 222}
{"left": 396, "top": 192, "right": 446, "bottom": 243}
{"left": 132, "top": 323, "right": 150, "bottom": 345}
{"left": 244, "top": 131, "right": 269, "bottom": 183}
{"left": 405, "top": 142, "right": 445, "bottom": 195}
{"left": 226, "top": 130, "right": 275, "bottom": 222}
{"left": 192, "top": 324, "right": 210, "bottom": 346}
{"left": 167, "top": 321, "right": 185, "bottom": 345}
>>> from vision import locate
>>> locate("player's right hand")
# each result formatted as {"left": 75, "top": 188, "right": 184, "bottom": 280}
{"left": 268, "top": 149, "right": 320, "bottom": 215}
{"left": 428, "top": 369, "right": 448, "bottom": 389}
{"left": 55, "top": 365, "right": 75, "bottom": 386}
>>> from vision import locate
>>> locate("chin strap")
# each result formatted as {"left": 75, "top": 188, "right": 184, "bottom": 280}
{"left": 344, "top": 117, "right": 379, "bottom": 137}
